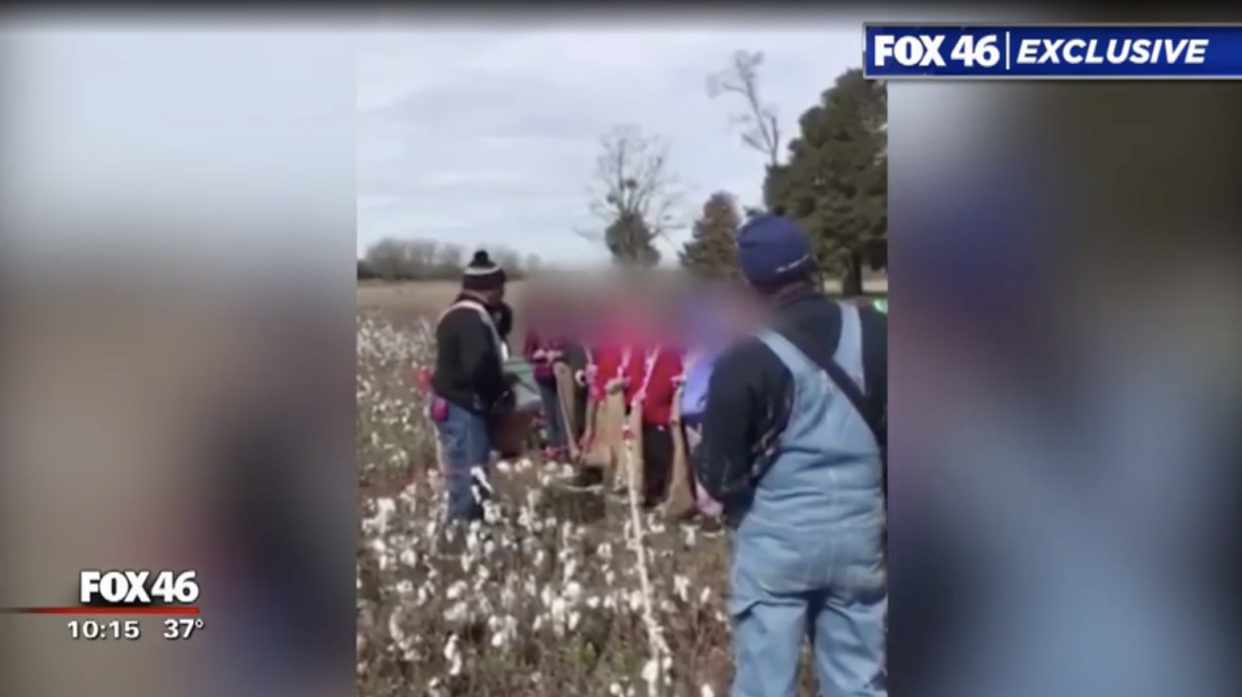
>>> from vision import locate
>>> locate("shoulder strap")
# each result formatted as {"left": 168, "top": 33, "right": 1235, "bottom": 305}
{"left": 631, "top": 346, "right": 662, "bottom": 405}
{"left": 438, "top": 300, "right": 503, "bottom": 354}
{"left": 772, "top": 318, "right": 886, "bottom": 449}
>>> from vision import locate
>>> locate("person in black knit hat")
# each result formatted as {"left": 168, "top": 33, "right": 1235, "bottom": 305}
{"left": 462, "top": 250, "right": 514, "bottom": 354}
{"left": 430, "top": 250, "right": 513, "bottom": 520}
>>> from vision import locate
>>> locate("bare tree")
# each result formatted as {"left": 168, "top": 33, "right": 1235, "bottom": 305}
{"left": 580, "top": 124, "right": 683, "bottom": 267}
{"left": 432, "top": 242, "right": 465, "bottom": 278}
{"left": 707, "top": 50, "right": 783, "bottom": 168}
{"left": 363, "top": 238, "right": 410, "bottom": 281}
{"left": 363, "top": 237, "right": 444, "bottom": 280}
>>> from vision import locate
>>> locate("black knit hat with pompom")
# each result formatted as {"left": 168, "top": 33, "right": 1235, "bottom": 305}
{"left": 462, "top": 249, "right": 506, "bottom": 291}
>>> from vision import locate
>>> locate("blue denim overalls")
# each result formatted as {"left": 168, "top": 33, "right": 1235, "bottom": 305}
{"left": 729, "top": 303, "right": 886, "bottom": 697}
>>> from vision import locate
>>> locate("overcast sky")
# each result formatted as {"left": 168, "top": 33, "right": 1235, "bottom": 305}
{"left": 5, "top": 18, "right": 935, "bottom": 269}
{"left": 357, "top": 21, "right": 865, "bottom": 263}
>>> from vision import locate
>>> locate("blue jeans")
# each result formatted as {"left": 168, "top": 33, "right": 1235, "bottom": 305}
{"left": 433, "top": 400, "right": 492, "bottom": 521}
{"left": 537, "top": 381, "right": 566, "bottom": 449}
{"left": 730, "top": 521, "right": 887, "bottom": 697}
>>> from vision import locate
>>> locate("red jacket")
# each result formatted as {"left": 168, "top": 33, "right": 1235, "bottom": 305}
{"left": 588, "top": 310, "right": 643, "bottom": 401}
{"left": 589, "top": 343, "right": 644, "bottom": 403}
{"left": 589, "top": 334, "right": 683, "bottom": 426}
{"left": 635, "top": 347, "right": 684, "bottom": 426}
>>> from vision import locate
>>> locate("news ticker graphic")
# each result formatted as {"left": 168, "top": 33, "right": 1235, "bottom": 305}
{"left": 1, "top": 569, "right": 204, "bottom": 639}
{"left": 863, "top": 24, "right": 1242, "bottom": 79}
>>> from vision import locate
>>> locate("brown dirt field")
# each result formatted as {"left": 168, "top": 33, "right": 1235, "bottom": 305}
{"left": 357, "top": 280, "right": 532, "bottom": 310}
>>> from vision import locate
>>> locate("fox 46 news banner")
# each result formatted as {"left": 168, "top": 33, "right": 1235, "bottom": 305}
{"left": 80, "top": 569, "right": 200, "bottom": 609}
{"left": 863, "top": 24, "right": 1242, "bottom": 79}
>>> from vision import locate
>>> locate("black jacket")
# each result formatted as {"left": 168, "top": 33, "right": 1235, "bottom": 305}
{"left": 431, "top": 294, "right": 508, "bottom": 414}
{"left": 696, "top": 289, "right": 887, "bottom": 506}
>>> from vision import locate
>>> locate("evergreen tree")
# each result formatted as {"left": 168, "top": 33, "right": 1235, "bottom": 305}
{"left": 679, "top": 191, "right": 741, "bottom": 278}
{"left": 764, "top": 69, "right": 886, "bottom": 295}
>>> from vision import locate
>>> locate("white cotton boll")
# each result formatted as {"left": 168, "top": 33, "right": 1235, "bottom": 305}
{"left": 483, "top": 502, "right": 501, "bottom": 523}
{"left": 443, "top": 601, "right": 468, "bottom": 623}
{"left": 399, "top": 548, "right": 417, "bottom": 567}
{"left": 387, "top": 607, "right": 407, "bottom": 643}
{"left": 446, "top": 580, "right": 468, "bottom": 600}
{"left": 609, "top": 683, "right": 623, "bottom": 696}
{"left": 700, "top": 686, "right": 715, "bottom": 697}
{"left": 674, "top": 574, "right": 690, "bottom": 602}
{"left": 497, "top": 460, "right": 513, "bottom": 474}
{"left": 699, "top": 587, "right": 712, "bottom": 604}
{"left": 642, "top": 659, "right": 661, "bottom": 686}
{"left": 395, "top": 579, "right": 414, "bottom": 596}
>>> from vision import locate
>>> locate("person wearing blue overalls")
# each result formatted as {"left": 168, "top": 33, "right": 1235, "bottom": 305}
{"left": 697, "top": 216, "right": 888, "bottom": 697}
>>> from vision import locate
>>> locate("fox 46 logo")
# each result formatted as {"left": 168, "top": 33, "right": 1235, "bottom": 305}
{"left": 873, "top": 33, "right": 1001, "bottom": 68}
{"left": 79, "top": 570, "right": 200, "bottom": 607}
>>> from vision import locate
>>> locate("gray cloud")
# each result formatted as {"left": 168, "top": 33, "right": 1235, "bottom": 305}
{"left": 357, "top": 21, "right": 865, "bottom": 263}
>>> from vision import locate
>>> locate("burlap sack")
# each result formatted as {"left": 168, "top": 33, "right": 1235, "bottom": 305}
{"left": 622, "top": 400, "right": 645, "bottom": 495}
{"left": 664, "top": 384, "right": 697, "bottom": 519}
{"left": 552, "top": 361, "right": 580, "bottom": 460}
{"left": 584, "top": 378, "right": 626, "bottom": 478}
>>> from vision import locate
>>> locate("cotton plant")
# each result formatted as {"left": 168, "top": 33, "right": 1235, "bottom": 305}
{"left": 356, "top": 310, "right": 748, "bottom": 697}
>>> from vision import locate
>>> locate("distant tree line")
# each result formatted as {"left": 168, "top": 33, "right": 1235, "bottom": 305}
{"left": 357, "top": 238, "right": 543, "bottom": 282}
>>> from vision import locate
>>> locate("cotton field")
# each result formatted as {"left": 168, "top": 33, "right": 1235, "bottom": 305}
{"left": 357, "top": 313, "right": 748, "bottom": 697}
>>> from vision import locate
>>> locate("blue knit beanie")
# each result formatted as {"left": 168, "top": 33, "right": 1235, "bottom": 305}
{"left": 735, "top": 215, "right": 815, "bottom": 286}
